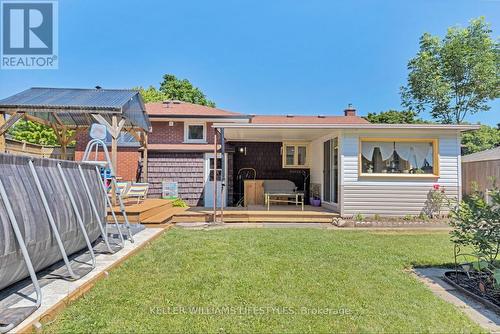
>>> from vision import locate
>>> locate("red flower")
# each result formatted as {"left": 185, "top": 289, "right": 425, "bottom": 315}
{"left": 433, "top": 184, "right": 440, "bottom": 190}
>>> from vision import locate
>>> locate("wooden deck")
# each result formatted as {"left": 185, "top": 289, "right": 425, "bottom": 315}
{"left": 107, "top": 199, "right": 188, "bottom": 226}
{"left": 173, "top": 205, "right": 339, "bottom": 223}
{"left": 108, "top": 200, "right": 339, "bottom": 226}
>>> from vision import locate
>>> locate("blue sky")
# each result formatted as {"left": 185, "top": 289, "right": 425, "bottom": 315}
{"left": 0, "top": 0, "right": 498, "bottom": 125}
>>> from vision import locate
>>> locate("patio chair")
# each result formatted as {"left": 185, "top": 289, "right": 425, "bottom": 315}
{"left": 113, "top": 181, "right": 131, "bottom": 197}
{"left": 125, "top": 183, "right": 149, "bottom": 204}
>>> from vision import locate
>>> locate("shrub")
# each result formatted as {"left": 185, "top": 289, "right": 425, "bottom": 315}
{"left": 425, "top": 184, "right": 447, "bottom": 218}
{"left": 172, "top": 198, "right": 188, "bottom": 208}
{"left": 448, "top": 185, "right": 500, "bottom": 263}
{"left": 353, "top": 213, "right": 364, "bottom": 222}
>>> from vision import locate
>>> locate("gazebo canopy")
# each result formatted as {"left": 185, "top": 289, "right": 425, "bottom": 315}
{"left": 0, "top": 87, "right": 152, "bottom": 182}
{"left": 0, "top": 87, "right": 151, "bottom": 131}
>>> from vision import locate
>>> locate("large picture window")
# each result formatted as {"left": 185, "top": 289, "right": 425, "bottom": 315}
{"left": 359, "top": 138, "right": 439, "bottom": 177}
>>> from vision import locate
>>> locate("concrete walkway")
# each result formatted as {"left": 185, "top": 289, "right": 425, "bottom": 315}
{"left": 6, "top": 227, "right": 165, "bottom": 333}
{"left": 414, "top": 267, "right": 500, "bottom": 333}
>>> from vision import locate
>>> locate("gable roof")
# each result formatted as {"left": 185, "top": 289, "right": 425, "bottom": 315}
{"left": 146, "top": 101, "right": 248, "bottom": 118}
{"left": 249, "top": 115, "right": 369, "bottom": 125}
{"left": 462, "top": 146, "right": 500, "bottom": 162}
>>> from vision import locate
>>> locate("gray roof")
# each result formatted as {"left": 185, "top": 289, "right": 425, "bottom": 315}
{"left": 0, "top": 87, "right": 151, "bottom": 131}
{"left": 462, "top": 146, "right": 500, "bottom": 162}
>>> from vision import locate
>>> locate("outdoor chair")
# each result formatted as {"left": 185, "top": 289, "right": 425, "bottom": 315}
{"left": 113, "top": 181, "right": 131, "bottom": 197}
{"left": 125, "top": 183, "right": 149, "bottom": 204}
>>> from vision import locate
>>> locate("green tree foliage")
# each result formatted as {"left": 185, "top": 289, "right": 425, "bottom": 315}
{"left": 401, "top": 17, "right": 499, "bottom": 124}
{"left": 135, "top": 86, "right": 169, "bottom": 103}
{"left": 461, "top": 124, "right": 500, "bottom": 155}
{"left": 8, "top": 120, "right": 59, "bottom": 145}
{"left": 135, "top": 74, "right": 215, "bottom": 107}
{"left": 364, "top": 110, "right": 428, "bottom": 124}
{"left": 159, "top": 74, "right": 215, "bottom": 107}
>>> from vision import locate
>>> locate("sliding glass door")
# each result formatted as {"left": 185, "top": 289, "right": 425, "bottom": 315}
{"left": 323, "top": 138, "right": 338, "bottom": 204}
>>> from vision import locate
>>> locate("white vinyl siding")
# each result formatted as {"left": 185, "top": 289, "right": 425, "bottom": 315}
{"left": 340, "top": 131, "right": 460, "bottom": 217}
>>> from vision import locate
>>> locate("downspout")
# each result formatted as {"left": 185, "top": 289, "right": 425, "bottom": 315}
{"left": 213, "top": 132, "right": 217, "bottom": 224}
{"left": 220, "top": 128, "right": 225, "bottom": 224}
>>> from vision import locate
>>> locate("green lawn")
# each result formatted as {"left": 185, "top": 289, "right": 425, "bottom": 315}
{"left": 43, "top": 228, "right": 482, "bottom": 333}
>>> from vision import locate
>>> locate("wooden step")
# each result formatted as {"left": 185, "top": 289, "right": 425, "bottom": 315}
{"left": 107, "top": 199, "right": 174, "bottom": 224}
{"left": 142, "top": 207, "right": 188, "bottom": 224}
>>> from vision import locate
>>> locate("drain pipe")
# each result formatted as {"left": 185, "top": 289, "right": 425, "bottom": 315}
{"left": 220, "top": 128, "right": 225, "bottom": 224}
{"left": 213, "top": 133, "right": 217, "bottom": 224}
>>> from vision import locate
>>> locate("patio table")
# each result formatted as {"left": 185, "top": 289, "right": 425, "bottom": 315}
{"left": 264, "top": 192, "right": 304, "bottom": 211}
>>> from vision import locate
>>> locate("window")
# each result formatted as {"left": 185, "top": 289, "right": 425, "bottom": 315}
{"left": 359, "top": 138, "right": 439, "bottom": 177}
{"left": 209, "top": 157, "right": 222, "bottom": 181}
{"left": 282, "top": 142, "right": 309, "bottom": 168}
{"left": 184, "top": 122, "right": 206, "bottom": 143}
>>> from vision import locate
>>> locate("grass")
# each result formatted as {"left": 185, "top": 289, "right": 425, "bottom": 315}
{"left": 43, "top": 228, "right": 483, "bottom": 333}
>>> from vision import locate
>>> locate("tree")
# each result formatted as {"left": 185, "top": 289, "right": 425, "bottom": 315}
{"left": 8, "top": 120, "right": 59, "bottom": 146}
{"left": 461, "top": 124, "right": 500, "bottom": 155}
{"left": 159, "top": 74, "right": 215, "bottom": 107}
{"left": 135, "top": 86, "right": 169, "bottom": 103}
{"left": 401, "top": 17, "right": 499, "bottom": 124}
{"left": 364, "top": 110, "right": 428, "bottom": 124}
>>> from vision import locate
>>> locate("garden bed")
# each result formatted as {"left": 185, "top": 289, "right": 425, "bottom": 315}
{"left": 443, "top": 271, "right": 500, "bottom": 313}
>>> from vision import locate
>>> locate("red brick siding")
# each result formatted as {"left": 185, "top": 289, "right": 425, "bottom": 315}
{"left": 74, "top": 132, "right": 140, "bottom": 182}
{"left": 149, "top": 121, "right": 215, "bottom": 144}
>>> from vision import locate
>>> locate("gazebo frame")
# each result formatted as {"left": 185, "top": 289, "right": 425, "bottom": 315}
{"left": 0, "top": 87, "right": 152, "bottom": 180}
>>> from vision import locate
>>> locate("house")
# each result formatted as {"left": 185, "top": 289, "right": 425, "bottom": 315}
{"left": 75, "top": 101, "right": 478, "bottom": 217}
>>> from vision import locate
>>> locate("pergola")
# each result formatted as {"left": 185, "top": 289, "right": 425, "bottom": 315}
{"left": 0, "top": 87, "right": 152, "bottom": 179}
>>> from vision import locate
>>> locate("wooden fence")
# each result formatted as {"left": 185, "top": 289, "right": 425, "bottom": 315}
{"left": 462, "top": 159, "right": 500, "bottom": 196}
{"left": 5, "top": 138, "right": 75, "bottom": 160}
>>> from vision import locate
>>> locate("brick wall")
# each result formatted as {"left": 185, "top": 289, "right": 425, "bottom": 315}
{"left": 149, "top": 121, "right": 216, "bottom": 144}
{"left": 231, "top": 142, "right": 310, "bottom": 204}
{"left": 74, "top": 131, "right": 140, "bottom": 182}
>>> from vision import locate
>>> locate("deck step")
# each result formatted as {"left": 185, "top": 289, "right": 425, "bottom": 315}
{"left": 142, "top": 207, "right": 188, "bottom": 224}
{"left": 107, "top": 199, "right": 174, "bottom": 224}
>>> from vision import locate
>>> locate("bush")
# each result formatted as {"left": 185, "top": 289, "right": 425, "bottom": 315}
{"left": 448, "top": 185, "right": 500, "bottom": 263}
{"left": 172, "top": 198, "right": 188, "bottom": 208}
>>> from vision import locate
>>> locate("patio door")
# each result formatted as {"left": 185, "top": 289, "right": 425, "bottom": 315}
{"left": 204, "top": 153, "right": 227, "bottom": 207}
{"left": 323, "top": 138, "right": 338, "bottom": 203}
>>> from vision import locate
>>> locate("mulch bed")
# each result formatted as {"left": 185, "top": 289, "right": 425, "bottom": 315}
{"left": 444, "top": 271, "right": 500, "bottom": 313}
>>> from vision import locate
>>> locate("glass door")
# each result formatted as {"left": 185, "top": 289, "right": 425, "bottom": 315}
{"left": 323, "top": 138, "right": 339, "bottom": 204}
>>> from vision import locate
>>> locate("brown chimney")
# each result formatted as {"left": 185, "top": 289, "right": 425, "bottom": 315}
{"left": 344, "top": 103, "right": 356, "bottom": 116}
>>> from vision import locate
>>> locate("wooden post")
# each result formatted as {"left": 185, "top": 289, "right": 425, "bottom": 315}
{"left": 143, "top": 131, "right": 148, "bottom": 183}
{"left": 213, "top": 132, "right": 217, "bottom": 224}
{"left": 0, "top": 113, "right": 5, "bottom": 153}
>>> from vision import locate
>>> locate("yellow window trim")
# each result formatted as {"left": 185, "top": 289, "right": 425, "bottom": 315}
{"left": 358, "top": 137, "right": 440, "bottom": 178}
{"left": 282, "top": 141, "right": 310, "bottom": 168}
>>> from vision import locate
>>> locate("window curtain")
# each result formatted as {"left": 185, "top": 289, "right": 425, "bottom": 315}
{"left": 378, "top": 142, "right": 395, "bottom": 160}
{"left": 361, "top": 142, "right": 394, "bottom": 161}
{"left": 361, "top": 142, "right": 377, "bottom": 160}
{"left": 362, "top": 142, "right": 394, "bottom": 161}
{"left": 395, "top": 142, "right": 432, "bottom": 167}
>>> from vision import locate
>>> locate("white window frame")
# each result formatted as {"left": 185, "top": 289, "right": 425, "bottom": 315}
{"left": 184, "top": 122, "right": 207, "bottom": 143}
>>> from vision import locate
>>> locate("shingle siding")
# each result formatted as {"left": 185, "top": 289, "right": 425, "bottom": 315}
{"left": 147, "top": 151, "right": 233, "bottom": 207}
{"left": 147, "top": 152, "right": 205, "bottom": 206}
